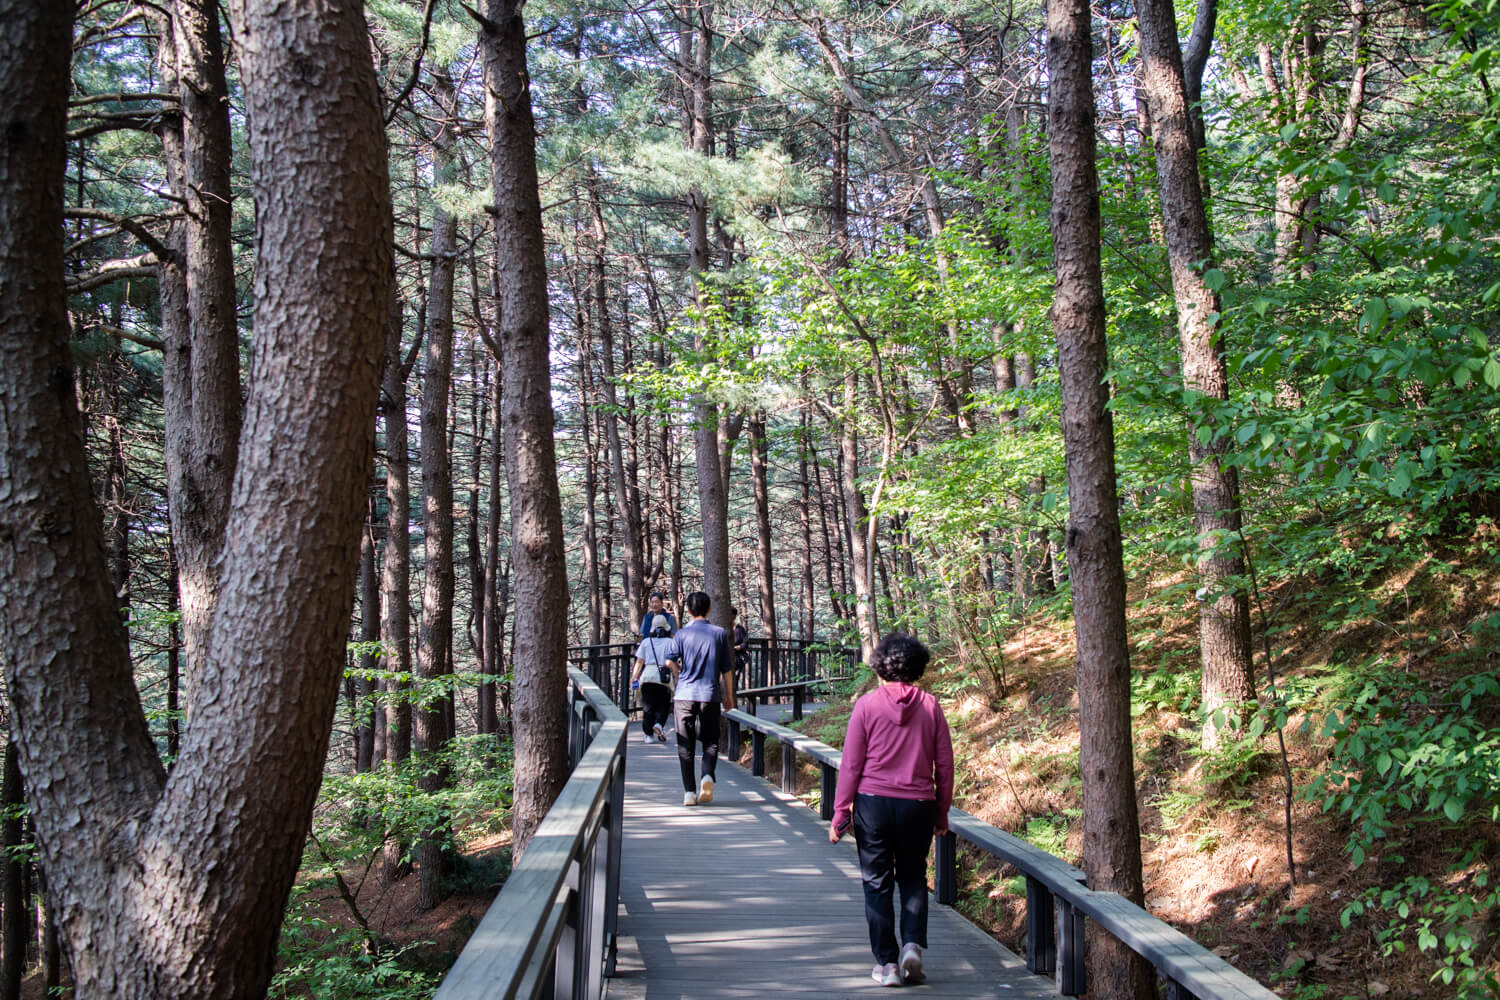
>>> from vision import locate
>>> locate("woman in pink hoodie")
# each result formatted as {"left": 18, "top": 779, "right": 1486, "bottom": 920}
{"left": 829, "top": 633, "right": 954, "bottom": 988}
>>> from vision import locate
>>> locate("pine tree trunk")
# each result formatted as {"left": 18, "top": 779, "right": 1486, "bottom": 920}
{"left": 482, "top": 0, "right": 571, "bottom": 856}
{"left": 356, "top": 502, "right": 379, "bottom": 773}
{"left": 1136, "top": 0, "right": 1256, "bottom": 749}
{"left": 157, "top": 0, "right": 243, "bottom": 704}
{"left": 1046, "top": 1, "right": 1154, "bottom": 996}
{"left": 749, "top": 413, "right": 779, "bottom": 645}
{"left": 380, "top": 276, "right": 414, "bottom": 882}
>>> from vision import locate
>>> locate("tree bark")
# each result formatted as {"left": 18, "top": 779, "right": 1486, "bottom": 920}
{"left": 840, "top": 375, "right": 877, "bottom": 661}
{"left": 1137, "top": 0, "right": 1256, "bottom": 748}
{"left": 482, "top": 0, "right": 571, "bottom": 856}
{"left": 0, "top": 0, "right": 391, "bottom": 993}
{"left": 1045, "top": 1, "right": 1154, "bottom": 996}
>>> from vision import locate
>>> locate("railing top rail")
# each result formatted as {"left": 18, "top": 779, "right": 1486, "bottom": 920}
{"left": 434, "top": 669, "right": 625, "bottom": 1000}
{"left": 723, "top": 708, "right": 1279, "bottom": 1000}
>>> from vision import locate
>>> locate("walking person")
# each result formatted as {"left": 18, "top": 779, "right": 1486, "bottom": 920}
{"left": 668, "top": 591, "right": 732, "bottom": 807}
{"left": 829, "top": 633, "right": 954, "bottom": 988}
{"left": 630, "top": 623, "right": 676, "bottom": 745}
{"left": 638, "top": 590, "right": 678, "bottom": 638}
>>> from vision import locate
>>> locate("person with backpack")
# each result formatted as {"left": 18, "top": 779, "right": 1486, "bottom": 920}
{"left": 630, "top": 624, "right": 677, "bottom": 745}
{"left": 828, "top": 633, "right": 954, "bottom": 988}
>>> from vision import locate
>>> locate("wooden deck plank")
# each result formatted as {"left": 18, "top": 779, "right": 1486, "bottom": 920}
{"left": 606, "top": 734, "right": 1059, "bottom": 999}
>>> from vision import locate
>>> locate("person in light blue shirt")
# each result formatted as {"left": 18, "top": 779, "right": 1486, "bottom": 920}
{"left": 668, "top": 591, "right": 732, "bottom": 807}
{"left": 630, "top": 625, "right": 677, "bottom": 745}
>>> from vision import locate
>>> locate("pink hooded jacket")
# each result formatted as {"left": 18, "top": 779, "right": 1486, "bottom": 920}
{"left": 832, "top": 681, "right": 954, "bottom": 833}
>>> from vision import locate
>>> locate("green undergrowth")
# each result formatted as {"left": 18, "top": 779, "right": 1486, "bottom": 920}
{"left": 272, "top": 732, "right": 515, "bottom": 1000}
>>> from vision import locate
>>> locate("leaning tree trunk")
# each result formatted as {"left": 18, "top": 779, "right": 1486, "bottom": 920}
{"left": 481, "top": 0, "right": 571, "bottom": 856}
{"left": 1136, "top": 0, "right": 1256, "bottom": 750}
{"left": 1045, "top": 1, "right": 1154, "bottom": 997}
{"left": 0, "top": 0, "right": 392, "bottom": 995}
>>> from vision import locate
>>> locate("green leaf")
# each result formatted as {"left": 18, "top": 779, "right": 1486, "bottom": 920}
{"left": 1484, "top": 357, "right": 1500, "bottom": 389}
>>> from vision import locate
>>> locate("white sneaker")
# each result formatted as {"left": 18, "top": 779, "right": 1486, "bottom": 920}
{"left": 653, "top": 723, "right": 665, "bottom": 742}
{"left": 697, "top": 774, "right": 714, "bottom": 805}
{"left": 899, "top": 943, "right": 924, "bottom": 984}
{"left": 871, "top": 963, "right": 901, "bottom": 987}
{"left": 642, "top": 733, "right": 655, "bottom": 745}
{"left": 682, "top": 791, "right": 698, "bottom": 806}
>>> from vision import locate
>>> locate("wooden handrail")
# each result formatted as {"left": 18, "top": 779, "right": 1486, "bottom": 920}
{"left": 435, "top": 668, "right": 626, "bottom": 1000}
{"left": 722, "top": 708, "right": 1279, "bottom": 1000}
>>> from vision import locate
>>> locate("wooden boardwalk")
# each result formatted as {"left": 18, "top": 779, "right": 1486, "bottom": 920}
{"left": 605, "top": 730, "right": 1058, "bottom": 999}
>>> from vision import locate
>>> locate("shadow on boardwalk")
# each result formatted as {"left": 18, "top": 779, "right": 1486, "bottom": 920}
{"left": 606, "top": 733, "right": 1058, "bottom": 999}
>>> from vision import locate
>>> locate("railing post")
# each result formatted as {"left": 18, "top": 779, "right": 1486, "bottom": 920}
{"left": 1057, "top": 897, "right": 1085, "bottom": 996}
{"left": 793, "top": 686, "right": 804, "bottom": 721}
{"left": 604, "top": 755, "right": 624, "bottom": 977}
{"left": 726, "top": 715, "right": 740, "bottom": 758}
{"left": 554, "top": 859, "right": 581, "bottom": 1000}
{"left": 781, "top": 741, "right": 796, "bottom": 793}
{"left": 752, "top": 731, "right": 766, "bottom": 777}
{"left": 1025, "top": 876, "right": 1055, "bottom": 976}
{"left": 1165, "top": 983, "right": 1201, "bottom": 1000}
{"left": 934, "top": 830, "right": 957, "bottom": 906}
{"left": 819, "top": 763, "right": 836, "bottom": 820}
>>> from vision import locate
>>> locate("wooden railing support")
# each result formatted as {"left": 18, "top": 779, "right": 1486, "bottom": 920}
{"left": 1058, "top": 897, "right": 1086, "bottom": 996}
{"left": 751, "top": 730, "right": 766, "bottom": 777}
{"left": 934, "top": 830, "right": 957, "bottom": 906}
{"left": 1026, "top": 875, "right": 1056, "bottom": 976}
{"left": 819, "top": 762, "right": 836, "bottom": 821}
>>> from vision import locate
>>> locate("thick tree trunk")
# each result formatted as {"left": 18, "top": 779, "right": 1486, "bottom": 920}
{"left": 157, "top": 0, "right": 243, "bottom": 705}
{"left": 1137, "top": 0, "right": 1256, "bottom": 749}
{"left": 0, "top": 0, "right": 392, "bottom": 994}
{"left": 1045, "top": 1, "right": 1154, "bottom": 997}
{"left": 482, "top": 0, "right": 571, "bottom": 856}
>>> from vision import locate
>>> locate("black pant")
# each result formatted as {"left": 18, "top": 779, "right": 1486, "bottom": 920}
{"left": 853, "top": 793, "right": 935, "bottom": 964}
{"left": 673, "top": 699, "right": 721, "bottom": 792}
{"left": 640, "top": 683, "right": 671, "bottom": 737}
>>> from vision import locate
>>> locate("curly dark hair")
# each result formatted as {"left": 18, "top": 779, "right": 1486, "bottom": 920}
{"left": 870, "top": 632, "right": 930, "bottom": 684}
